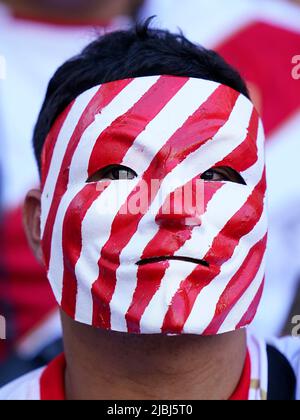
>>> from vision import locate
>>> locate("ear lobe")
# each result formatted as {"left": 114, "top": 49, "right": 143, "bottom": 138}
{"left": 23, "top": 189, "right": 44, "bottom": 265}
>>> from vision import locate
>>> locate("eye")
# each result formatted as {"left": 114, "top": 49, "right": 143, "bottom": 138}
{"left": 201, "top": 166, "right": 246, "bottom": 185}
{"left": 87, "top": 165, "right": 137, "bottom": 183}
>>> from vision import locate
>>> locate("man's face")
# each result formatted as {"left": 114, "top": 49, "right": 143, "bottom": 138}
{"left": 38, "top": 76, "right": 267, "bottom": 336}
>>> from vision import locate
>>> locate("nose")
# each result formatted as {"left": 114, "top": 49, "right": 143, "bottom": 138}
{"left": 155, "top": 179, "right": 203, "bottom": 228}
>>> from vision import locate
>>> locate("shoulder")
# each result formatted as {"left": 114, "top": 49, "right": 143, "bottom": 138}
{"left": 247, "top": 332, "right": 300, "bottom": 400}
{"left": 269, "top": 336, "right": 300, "bottom": 363}
{"left": 0, "top": 368, "right": 44, "bottom": 400}
{"left": 268, "top": 336, "right": 300, "bottom": 374}
{"left": 268, "top": 336, "right": 300, "bottom": 400}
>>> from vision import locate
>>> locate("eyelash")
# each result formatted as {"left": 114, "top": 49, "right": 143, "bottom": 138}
{"left": 87, "top": 166, "right": 246, "bottom": 185}
{"left": 201, "top": 168, "right": 246, "bottom": 185}
{"left": 86, "top": 165, "right": 137, "bottom": 183}
{"left": 103, "top": 165, "right": 135, "bottom": 178}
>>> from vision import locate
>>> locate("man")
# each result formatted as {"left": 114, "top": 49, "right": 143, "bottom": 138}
{"left": 0, "top": 24, "right": 299, "bottom": 400}
{"left": 140, "top": 0, "right": 300, "bottom": 338}
{"left": 0, "top": 0, "right": 139, "bottom": 384}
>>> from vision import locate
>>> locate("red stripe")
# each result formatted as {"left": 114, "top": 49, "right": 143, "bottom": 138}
{"left": 59, "top": 76, "right": 189, "bottom": 318}
{"left": 42, "top": 79, "right": 132, "bottom": 269}
{"left": 41, "top": 101, "right": 74, "bottom": 188}
{"left": 215, "top": 109, "right": 259, "bottom": 172}
{"left": 40, "top": 354, "right": 66, "bottom": 401}
{"left": 87, "top": 76, "right": 189, "bottom": 178}
{"left": 203, "top": 235, "right": 267, "bottom": 335}
{"left": 161, "top": 172, "right": 266, "bottom": 334}
{"left": 125, "top": 181, "right": 224, "bottom": 333}
{"left": 229, "top": 351, "right": 251, "bottom": 400}
{"left": 60, "top": 184, "right": 108, "bottom": 317}
{"left": 235, "top": 280, "right": 265, "bottom": 330}
{"left": 91, "top": 86, "right": 240, "bottom": 329}
{"left": 126, "top": 105, "right": 260, "bottom": 333}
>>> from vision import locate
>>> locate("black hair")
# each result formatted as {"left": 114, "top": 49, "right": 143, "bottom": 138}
{"left": 33, "top": 20, "right": 249, "bottom": 170}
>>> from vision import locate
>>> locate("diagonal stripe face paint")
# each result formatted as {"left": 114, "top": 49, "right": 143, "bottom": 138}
{"left": 40, "top": 75, "right": 267, "bottom": 335}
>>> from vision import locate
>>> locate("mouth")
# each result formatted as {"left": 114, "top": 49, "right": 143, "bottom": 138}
{"left": 136, "top": 256, "right": 209, "bottom": 267}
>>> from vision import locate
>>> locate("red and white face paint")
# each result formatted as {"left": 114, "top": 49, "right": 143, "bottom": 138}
{"left": 40, "top": 75, "right": 267, "bottom": 335}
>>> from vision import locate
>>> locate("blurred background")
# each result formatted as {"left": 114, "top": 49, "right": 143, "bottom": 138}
{"left": 0, "top": 0, "right": 299, "bottom": 386}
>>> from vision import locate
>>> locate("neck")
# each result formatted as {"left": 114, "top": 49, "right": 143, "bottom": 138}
{"left": 3, "top": 0, "right": 130, "bottom": 24}
{"left": 61, "top": 312, "right": 247, "bottom": 400}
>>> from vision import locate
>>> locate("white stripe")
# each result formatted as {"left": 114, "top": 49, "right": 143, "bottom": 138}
{"left": 138, "top": 184, "right": 252, "bottom": 333}
{"left": 109, "top": 94, "right": 254, "bottom": 332}
{"left": 121, "top": 79, "right": 220, "bottom": 173}
{"left": 75, "top": 78, "right": 220, "bottom": 325}
{"left": 47, "top": 77, "right": 159, "bottom": 304}
{"left": 242, "top": 119, "right": 265, "bottom": 185}
{"left": 247, "top": 332, "right": 269, "bottom": 401}
{"left": 0, "top": 368, "right": 44, "bottom": 401}
{"left": 41, "top": 86, "right": 100, "bottom": 235}
{"left": 139, "top": 109, "right": 265, "bottom": 334}
{"left": 217, "top": 253, "right": 266, "bottom": 335}
{"left": 182, "top": 121, "right": 265, "bottom": 334}
{"left": 183, "top": 208, "right": 267, "bottom": 334}
{"left": 180, "top": 120, "right": 266, "bottom": 336}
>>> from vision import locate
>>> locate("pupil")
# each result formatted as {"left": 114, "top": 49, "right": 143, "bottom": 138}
{"left": 203, "top": 170, "right": 214, "bottom": 180}
{"left": 113, "top": 169, "right": 134, "bottom": 180}
{"left": 112, "top": 169, "right": 120, "bottom": 179}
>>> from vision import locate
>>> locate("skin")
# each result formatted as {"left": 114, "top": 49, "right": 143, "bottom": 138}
{"left": 24, "top": 188, "right": 247, "bottom": 400}
{"left": 0, "top": 0, "right": 144, "bottom": 22}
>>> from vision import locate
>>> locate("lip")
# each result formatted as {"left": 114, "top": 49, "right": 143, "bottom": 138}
{"left": 136, "top": 256, "right": 209, "bottom": 267}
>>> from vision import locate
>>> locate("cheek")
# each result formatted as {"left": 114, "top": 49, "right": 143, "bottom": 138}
{"left": 226, "top": 196, "right": 263, "bottom": 239}
{"left": 61, "top": 180, "right": 142, "bottom": 260}
{"left": 215, "top": 186, "right": 263, "bottom": 233}
{"left": 61, "top": 184, "right": 103, "bottom": 263}
{"left": 204, "top": 188, "right": 265, "bottom": 265}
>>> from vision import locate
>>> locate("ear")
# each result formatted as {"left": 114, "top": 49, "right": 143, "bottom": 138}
{"left": 23, "top": 189, "right": 44, "bottom": 265}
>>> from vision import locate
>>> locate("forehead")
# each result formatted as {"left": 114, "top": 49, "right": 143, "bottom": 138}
{"left": 42, "top": 76, "right": 259, "bottom": 183}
